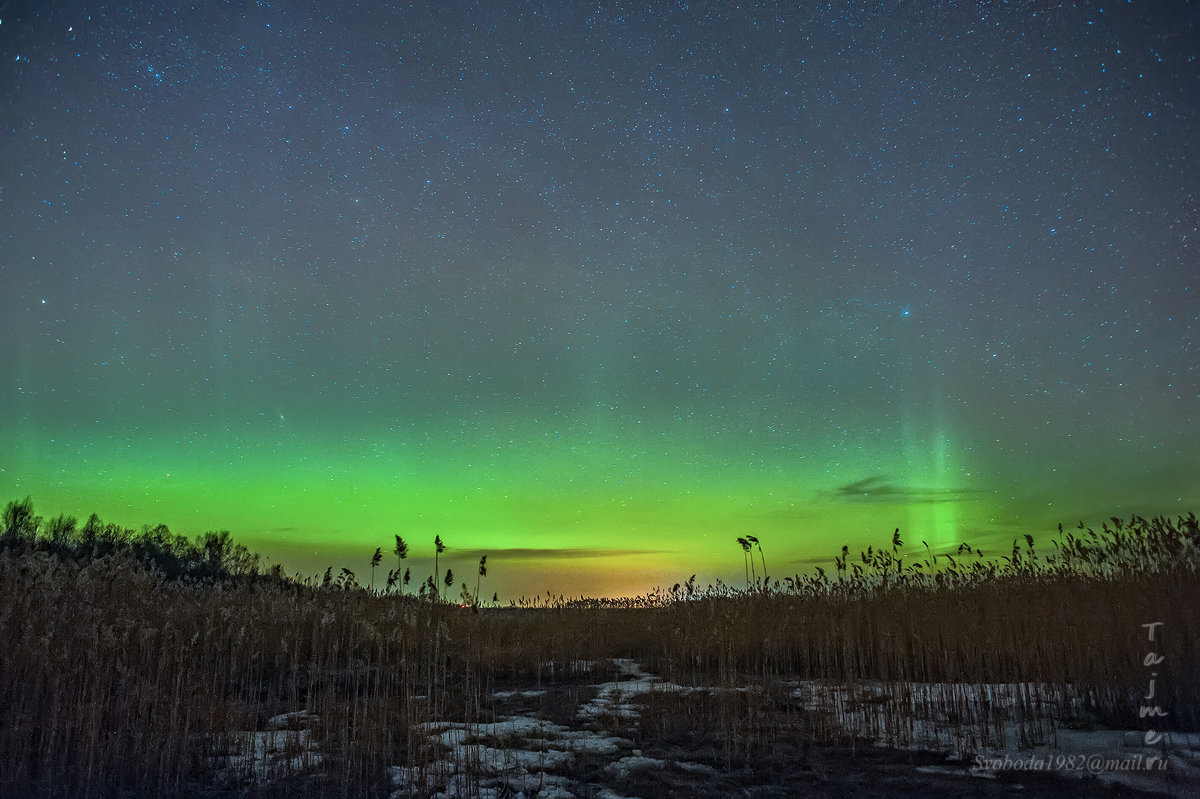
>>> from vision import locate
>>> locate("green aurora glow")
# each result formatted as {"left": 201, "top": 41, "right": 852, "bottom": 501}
{"left": 2, "top": 2, "right": 1197, "bottom": 598}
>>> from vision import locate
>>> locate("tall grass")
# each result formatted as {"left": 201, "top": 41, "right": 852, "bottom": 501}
{"left": 1, "top": 501, "right": 1196, "bottom": 796}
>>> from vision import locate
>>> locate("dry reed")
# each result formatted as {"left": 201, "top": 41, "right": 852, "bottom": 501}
{"left": 1, "top": 502, "right": 1196, "bottom": 796}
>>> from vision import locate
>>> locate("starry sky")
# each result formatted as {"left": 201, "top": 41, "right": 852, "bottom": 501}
{"left": 1, "top": 1, "right": 1197, "bottom": 598}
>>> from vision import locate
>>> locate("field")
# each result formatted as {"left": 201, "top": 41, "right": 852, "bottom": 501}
{"left": 1, "top": 501, "right": 1198, "bottom": 797}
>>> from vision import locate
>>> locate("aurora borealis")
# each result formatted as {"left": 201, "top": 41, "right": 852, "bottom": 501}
{"left": 1, "top": 2, "right": 1196, "bottom": 598}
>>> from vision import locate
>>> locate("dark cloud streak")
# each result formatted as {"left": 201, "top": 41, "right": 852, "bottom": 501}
{"left": 832, "top": 476, "right": 981, "bottom": 505}
{"left": 452, "top": 548, "right": 672, "bottom": 561}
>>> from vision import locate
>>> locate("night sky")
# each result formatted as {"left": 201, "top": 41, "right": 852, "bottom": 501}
{"left": 2, "top": 1, "right": 1197, "bottom": 598}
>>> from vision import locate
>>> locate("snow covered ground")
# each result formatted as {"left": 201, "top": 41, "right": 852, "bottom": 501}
{"left": 209, "top": 710, "right": 324, "bottom": 788}
{"left": 384, "top": 660, "right": 1199, "bottom": 799}
{"left": 208, "top": 660, "right": 1198, "bottom": 797}
{"left": 389, "top": 659, "right": 699, "bottom": 799}
{"left": 789, "top": 680, "right": 1200, "bottom": 797}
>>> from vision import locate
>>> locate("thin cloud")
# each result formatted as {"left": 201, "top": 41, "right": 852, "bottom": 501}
{"left": 788, "top": 553, "right": 842, "bottom": 567}
{"left": 832, "top": 475, "right": 980, "bottom": 505}
{"left": 452, "top": 547, "right": 671, "bottom": 561}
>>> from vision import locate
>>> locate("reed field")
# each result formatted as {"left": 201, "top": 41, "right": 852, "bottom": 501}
{"left": 1, "top": 498, "right": 1197, "bottom": 797}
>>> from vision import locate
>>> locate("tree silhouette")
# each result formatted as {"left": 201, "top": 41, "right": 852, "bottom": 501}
{"left": 1, "top": 496, "right": 37, "bottom": 543}
{"left": 46, "top": 514, "right": 77, "bottom": 546}
{"left": 197, "top": 530, "right": 259, "bottom": 576}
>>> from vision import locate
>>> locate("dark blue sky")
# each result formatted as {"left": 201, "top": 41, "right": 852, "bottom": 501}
{"left": 1, "top": 1, "right": 1197, "bottom": 594}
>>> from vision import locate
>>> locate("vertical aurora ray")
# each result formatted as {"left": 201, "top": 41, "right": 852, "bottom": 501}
{"left": 901, "top": 421, "right": 963, "bottom": 554}
{"left": 0, "top": 1, "right": 1196, "bottom": 597}
{"left": 894, "top": 298, "right": 969, "bottom": 555}
{"left": 897, "top": 418, "right": 956, "bottom": 554}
